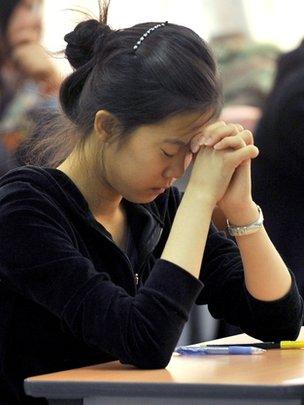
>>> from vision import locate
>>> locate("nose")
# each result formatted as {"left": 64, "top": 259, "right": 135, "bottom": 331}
{"left": 163, "top": 154, "right": 191, "bottom": 180}
{"left": 32, "top": 12, "right": 43, "bottom": 37}
{"left": 28, "top": 1, "right": 43, "bottom": 37}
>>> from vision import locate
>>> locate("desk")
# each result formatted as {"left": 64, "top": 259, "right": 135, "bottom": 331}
{"left": 24, "top": 328, "right": 304, "bottom": 405}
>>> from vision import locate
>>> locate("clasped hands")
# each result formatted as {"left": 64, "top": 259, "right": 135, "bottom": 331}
{"left": 188, "top": 121, "right": 260, "bottom": 224}
{"left": 10, "top": 28, "right": 60, "bottom": 95}
{"left": 190, "top": 120, "right": 254, "bottom": 154}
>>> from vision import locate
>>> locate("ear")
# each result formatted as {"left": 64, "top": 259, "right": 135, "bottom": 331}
{"left": 94, "top": 110, "right": 120, "bottom": 142}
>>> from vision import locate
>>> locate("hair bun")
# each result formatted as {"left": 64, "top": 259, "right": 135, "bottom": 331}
{"left": 64, "top": 19, "right": 111, "bottom": 69}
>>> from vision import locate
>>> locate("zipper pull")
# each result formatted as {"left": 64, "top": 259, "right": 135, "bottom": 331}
{"left": 134, "top": 273, "right": 139, "bottom": 286}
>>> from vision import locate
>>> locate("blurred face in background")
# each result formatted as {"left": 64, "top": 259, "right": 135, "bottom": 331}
{"left": 6, "top": 0, "right": 43, "bottom": 48}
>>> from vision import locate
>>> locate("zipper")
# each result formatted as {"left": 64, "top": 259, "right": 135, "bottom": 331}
{"left": 106, "top": 234, "right": 137, "bottom": 290}
{"left": 91, "top": 220, "right": 138, "bottom": 293}
{"left": 137, "top": 227, "right": 164, "bottom": 277}
{"left": 103, "top": 227, "right": 163, "bottom": 291}
{"left": 107, "top": 234, "right": 139, "bottom": 292}
{"left": 91, "top": 218, "right": 163, "bottom": 293}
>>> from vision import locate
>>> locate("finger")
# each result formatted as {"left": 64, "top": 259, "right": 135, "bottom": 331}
{"left": 228, "top": 145, "right": 259, "bottom": 169}
{"left": 232, "top": 129, "right": 253, "bottom": 146}
{"left": 190, "top": 121, "right": 247, "bottom": 153}
{"left": 214, "top": 130, "right": 253, "bottom": 150}
{"left": 242, "top": 129, "right": 254, "bottom": 145}
{"left": 234, "top": 124, "right": 244, "bottom": 132}
{"left": 200, "top": 123, "right": 241, "bottom": 147}
{"left": 214, "top": 135, "right": 246, "bottom": 150}
{"left": 190, "top": 131, "right": 207, "bottom": 153}
{"left": 203, "top": 120, "right": 227, "bottom": 133}
{"left": 231, "top": 125, "right": 254, "bottom": 145}
{"left": 190, "top": 121, "right": 226, "bottom": 153}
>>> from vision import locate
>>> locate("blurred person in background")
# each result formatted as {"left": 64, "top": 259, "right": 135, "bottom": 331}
{"left": 209, "top": 0, "right": 279, "bottom": 131}
{"left": 252, "top": 39, "right": 304, "bottom": 299}
{"left": 211, "top": 32, "right": 280, "bottom": 111}
{"left": 0, "top": 0, "right": 60, "bottom": 176}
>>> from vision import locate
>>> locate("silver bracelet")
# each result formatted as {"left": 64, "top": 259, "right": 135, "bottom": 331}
{"left": 226, "top": 205, "right": 264, "bottom": 237}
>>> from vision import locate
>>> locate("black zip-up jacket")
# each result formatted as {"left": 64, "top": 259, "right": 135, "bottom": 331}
{"left": 0, "top": 166, "right": 302, "bottom": 404}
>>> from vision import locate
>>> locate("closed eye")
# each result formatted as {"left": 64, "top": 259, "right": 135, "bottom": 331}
{"left": 161, "top": 149, "right": 175, "bottom": 158}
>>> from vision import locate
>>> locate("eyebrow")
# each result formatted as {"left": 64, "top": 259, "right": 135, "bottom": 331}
{"left": 163, "top": 139, "right": 188, "bottom": 146}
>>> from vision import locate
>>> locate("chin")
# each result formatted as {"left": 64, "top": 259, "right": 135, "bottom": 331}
{"left": 124, "top": 195, "right": 156, "bottom": 204}
{"left": 125, "top": 189, "right": 168, "bottom": 204}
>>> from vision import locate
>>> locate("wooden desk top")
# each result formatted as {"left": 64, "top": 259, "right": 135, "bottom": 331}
{"left": 24, "top": 328, "right": 304, "bottom": 400}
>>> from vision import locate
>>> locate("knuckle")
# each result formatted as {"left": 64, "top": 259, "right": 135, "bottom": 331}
{"left": 213, "top": 124, "right": 226, "bottom": 134}
{"left": 240, "top": 136, "right": 247, "bottom": 146}
{"left": 244, "top": 129, "right": 253, "bottom": 142}
{"left": 191, "top": 134, "right": 202, "bottom": 145}
{"left": 206, "top": 121, "right": 225, "bottom": 134}
{"left": 219, "top": 138, "right": 228, "bottom": 146}
{"left": 235, "top": 124, "right": 244, "bottom": 131}
{"left": 203, "top": 126, "right": 211, "bottom": 137}
{"left": 215, "top": 120, "right": 226, "bottom": 127}
{"left": 234, "top": 134, "right": 246, "bottom": 146}
{"left": 227, "top": 123, "right": 239, "bottom": 134}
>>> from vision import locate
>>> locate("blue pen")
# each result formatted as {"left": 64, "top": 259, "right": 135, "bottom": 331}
{"left": 175, "top": 345, "right": 266, "bottom": 355}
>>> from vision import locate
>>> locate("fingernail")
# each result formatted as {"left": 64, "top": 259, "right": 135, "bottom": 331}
{"left": 191, "top": 144, "right": 200, "bottom": 153}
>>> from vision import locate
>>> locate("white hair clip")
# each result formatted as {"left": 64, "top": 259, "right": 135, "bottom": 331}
{"left": 133, "top": 22, "right": 168, "bottom": 52}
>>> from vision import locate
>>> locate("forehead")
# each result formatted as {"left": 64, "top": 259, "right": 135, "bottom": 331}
{"left": 152, "top": 110, "right": 214, "bottom": 144}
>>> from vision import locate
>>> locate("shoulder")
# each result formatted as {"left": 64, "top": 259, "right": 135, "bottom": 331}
{"left": 0, "top": 167, "right": 78, "bottom": 265}
{"left": 0, "top": 166, "right": 70, "bottom": 224}
{"left": 0, "top": 165, "right": 53, "bottom": 199}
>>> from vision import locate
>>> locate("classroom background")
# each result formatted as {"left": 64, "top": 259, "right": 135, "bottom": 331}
{"left": 1, "top": 0, "right": 304, "bottom": 344}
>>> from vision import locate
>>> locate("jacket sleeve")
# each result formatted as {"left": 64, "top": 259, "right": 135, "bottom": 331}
{"left": 197, "top": 224, "right": 303, "bottom": 341}
{"left": 166, "top": 187, "right": 303, "bottom": 342}
{"left": 0, "top": 183, "right": 203, "bottom": 369}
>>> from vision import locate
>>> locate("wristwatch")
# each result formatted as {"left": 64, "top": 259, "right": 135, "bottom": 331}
{"left": 226, "top": 205, "right": 264, "bottom": 236}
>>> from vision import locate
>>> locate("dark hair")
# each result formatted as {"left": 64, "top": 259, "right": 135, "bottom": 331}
{"left": 24, "top": 0, "right": 222, "bottom": 167}
{"left": 0, "top": 0, "right": 21, "bottom": 43}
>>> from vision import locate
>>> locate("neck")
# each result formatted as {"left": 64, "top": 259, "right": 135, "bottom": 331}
{"left": 57, "top": 140, "right": 122, "bottom": 219}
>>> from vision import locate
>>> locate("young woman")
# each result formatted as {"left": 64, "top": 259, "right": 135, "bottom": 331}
{"left": 0, "top": 3, "right": 302, "bottom": 404}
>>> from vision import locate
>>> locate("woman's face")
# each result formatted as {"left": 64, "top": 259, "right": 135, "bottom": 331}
{"left": 101, "top": 110, "right": 213, "bottom": 204}
{"left": 6, "top": 0, "right": 43, "bottom": 48}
